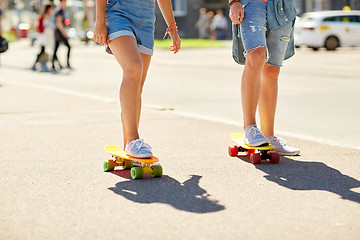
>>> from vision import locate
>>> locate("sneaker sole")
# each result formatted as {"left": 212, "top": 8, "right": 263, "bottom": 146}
{"left": 132, "top": 155, "right": 153, "bottom": 159}
{"left": 245, "top": 140, "right": 270, "bottom": 147}
{"left": 125, "top": 152, "right": 153, "bottom": 159}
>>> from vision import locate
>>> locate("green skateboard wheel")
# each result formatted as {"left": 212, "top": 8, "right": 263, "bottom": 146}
{"left": 151, "top": 165, "right": 163, "bottom": 178}
{"left": 131, "top": 167, "right": 144, "bottom": 179}
{"left": 122, "top": 159, "right": 133, "bottom": 169}
{"left": 103, "top": 160, "right": 115, "bottom": 172}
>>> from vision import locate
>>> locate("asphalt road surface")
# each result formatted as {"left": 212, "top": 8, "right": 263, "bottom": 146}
{"left": 0, "top": 40, "right": 359, "bottom": 240}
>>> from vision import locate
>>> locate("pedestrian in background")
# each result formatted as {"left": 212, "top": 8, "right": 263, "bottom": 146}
{"left": 195, "top": 8, "right": 208, "bottom": 39}
{"left": 229, "top": 0, "right": 300, "bottom": 155}
{"left": 32, "top": 2, "right": 54, "bottom": 72}
{"left": 94, "top": 0, "right": 181, "bottom": 158}
{"left": 206, "top": 10, "right": 215, "bottom": 40}
{"left": 52, "top": 0, "right": 72, "bottom": 72}
{"left": 211, "top": 9, "right": 228, "bottom": 40}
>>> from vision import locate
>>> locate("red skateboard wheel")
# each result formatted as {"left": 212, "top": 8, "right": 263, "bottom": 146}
{"left": 228, "top": 146, "right": 239, "bottom": 157}
{"left": 269, "top": 152, "right": 280, "bottom": 163}
{"left": 250, "top": 153, "right": 261, "bottom": 164}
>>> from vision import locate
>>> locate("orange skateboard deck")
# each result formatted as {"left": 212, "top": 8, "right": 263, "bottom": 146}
{"left": 228, "top": 133, "right": 280, "bottom": 164}
{"left": 103, "top": 145, "right": 162, "bottom": 179}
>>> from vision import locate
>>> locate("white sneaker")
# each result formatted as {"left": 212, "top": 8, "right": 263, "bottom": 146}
{"left": 269, "top": 136, "right": 300, "bottom": 156}
{"left": 244, "top": 124, "right": 269, "bottom": 147}
{"left": 125, "top": 139, "right": 153, "bottom": 158}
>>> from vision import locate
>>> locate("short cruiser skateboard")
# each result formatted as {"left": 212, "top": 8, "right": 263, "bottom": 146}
{"left": 228, "top": 133, "right": 280, "bottom": 164}
{"left": 103, "top": 145, "right": 162, "bottom": 180}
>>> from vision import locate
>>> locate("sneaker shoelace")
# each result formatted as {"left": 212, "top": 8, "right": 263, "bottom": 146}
{"left": 132, "top": 139, "right": 152, "bottom": 152}
{"left": 249, "top": 127, "right": 262, "bottom": 138}
{"left": 272, "top": 137, "right": 287, "bottom": 146}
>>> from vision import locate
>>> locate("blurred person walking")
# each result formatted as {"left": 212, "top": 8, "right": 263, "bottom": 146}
{"left": 195, "top": 8, "right": 208, "bottom": 39}
{"left": 52, "top": 0, "right": 72, "bottom": 72}
{"left": 206, "top": 10, "right": 215, "bottom": 40}
{"left": 31, "top": 2, "right": 54, "bottom": 72}
{"left": 211, "top": 9, "right": 228, "bottom": 40}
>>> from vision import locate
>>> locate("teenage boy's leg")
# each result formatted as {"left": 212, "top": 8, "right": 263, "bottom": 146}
{"left": 242, "top": 47, "right": 266, "bottom": 128}
{"left": 259, "top": 23, "right": 300, "bottom": 155}
{"left": 259, "top": 64, "right": 280, "bottom": 137}
{"left": 259, "top": 22, "right": 292, "bottom": 137}
{"left": 239, "top": 0, "right": 269, "bottom": 146}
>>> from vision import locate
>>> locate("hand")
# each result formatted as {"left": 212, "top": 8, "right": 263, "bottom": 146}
{"left": 169, "top": 31, "right": 181, "bottom": 54}
{"left": 229, "top": 2, "right": 244, "bottom": 24}
{"left": 94, "top": 20, "right": 108, "bottom": 45}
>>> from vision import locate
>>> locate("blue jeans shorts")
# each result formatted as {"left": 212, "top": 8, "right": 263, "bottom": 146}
{"left": 105, "top": 0, "right": 155, "bottom": 56}
{"left": 240, "top": 0, "right": 293, "bottom": 67}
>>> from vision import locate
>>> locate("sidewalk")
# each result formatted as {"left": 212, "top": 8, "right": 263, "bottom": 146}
{"left": 1, "top": 78, "right": 360, "bottom": 240}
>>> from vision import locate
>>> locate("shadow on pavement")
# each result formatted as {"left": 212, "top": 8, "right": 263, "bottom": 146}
{"left": 108, "top": 175, "right": 225, "bottom": 213}
{"left": 246, "top": 156, "right": 360, "bottom": 204}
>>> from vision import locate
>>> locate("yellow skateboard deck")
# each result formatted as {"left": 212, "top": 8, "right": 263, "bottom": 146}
{"left": 231, "top": 133, "right": 274, "bottom": 151}
{"left": 103, "top": 145, "right": 162, "bottom": 179}
{"left": 229, "top": 133, "right": 279, "bottom": 164}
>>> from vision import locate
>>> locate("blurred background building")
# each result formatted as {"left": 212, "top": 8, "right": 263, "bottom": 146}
{"left": 1, "top": 0, "right": 359, "bottom": 39}
{"left": 155, "top": 0, "right": 360, "bottom": 39}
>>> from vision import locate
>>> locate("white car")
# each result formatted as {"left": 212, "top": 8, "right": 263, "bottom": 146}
{"left": 295, "top": 10, "right": 360, "bottom": 51}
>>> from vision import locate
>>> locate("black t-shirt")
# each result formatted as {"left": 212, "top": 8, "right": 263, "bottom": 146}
{"left": 54, "top": 8, "right": 66, "bottom": 39}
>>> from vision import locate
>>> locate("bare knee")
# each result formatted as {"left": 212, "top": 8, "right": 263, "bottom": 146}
{"left": 245, "top": 47, "right": 267, "bottom": 69}
{"left": 263, "top": 64, "right": 280, "bottom": 80}
{"left": 122, "top": 60, "right": 143, "bottom": 84}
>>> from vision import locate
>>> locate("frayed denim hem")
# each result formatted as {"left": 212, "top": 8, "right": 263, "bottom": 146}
{"left": 244, "top": 45, "right": 270, "bottom": 63}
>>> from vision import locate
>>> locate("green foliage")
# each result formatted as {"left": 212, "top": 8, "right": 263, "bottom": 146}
{"left": 154, "top": 39, "right": 225, "bottom": 49}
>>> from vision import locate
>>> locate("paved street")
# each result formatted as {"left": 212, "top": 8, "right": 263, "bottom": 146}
{"left": 0, "top": 40, "right": 360, "bottom": 240}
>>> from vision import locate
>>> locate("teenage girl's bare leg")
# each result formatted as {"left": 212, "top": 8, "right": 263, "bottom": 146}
{"left": 109, "top": 36, "right": 145, "bottom": 147}
{"left": 121, "top": 53, "right": 151, "bottom": 147}
{"left": 138, "top": 53, "right": 152, "bottom": 122}
{"left": 259, "top": 64, "right": 281, "bottom": 137}
{"left": 241, "top": 47, "right": 267, "bottom": 129}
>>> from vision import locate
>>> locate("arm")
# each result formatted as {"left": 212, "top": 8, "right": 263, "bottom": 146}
{"left": 56, "top": 12, "right": 68, "bottom": 38}
{"left": 229, "top": 0, "right": 244, "bottom": 25}
{"left": 156, "top": 0, "right": 181, "bottom": 54}
{"left": 94, "top": 0, "right": 108, "bottom": 45}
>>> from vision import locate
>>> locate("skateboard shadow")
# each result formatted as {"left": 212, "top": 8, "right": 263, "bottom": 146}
{"left": 110, "top": 170, "right": 132, "bottom": 179}
{"left": 108, "top": 175, "right": 225, "bottom": 213}
{"left": 249, "top": 157, "right": 360, "bottom": 204}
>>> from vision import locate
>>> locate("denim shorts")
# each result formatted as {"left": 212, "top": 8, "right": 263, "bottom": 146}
{"left": 240, "top": 0, "right": 293, "bottom": 67}
{"left": 105, "top": 0, "right": 156, "bottom": 55}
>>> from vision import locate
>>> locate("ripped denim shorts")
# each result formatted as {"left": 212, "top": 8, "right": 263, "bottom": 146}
{"left": 240, "top": 0, "right": 293, "bottom": 67}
